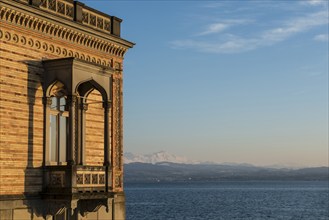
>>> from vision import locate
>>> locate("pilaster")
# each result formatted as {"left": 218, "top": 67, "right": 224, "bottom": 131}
{"left": 111, "top": 75, "right": 123, "bottom": 191}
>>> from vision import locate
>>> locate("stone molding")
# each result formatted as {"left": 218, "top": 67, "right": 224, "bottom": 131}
{"left": 0, "top": 28, "right": 115, "bottom": 68}
{"left": 0, "top": 2, "right": 134, "bottom": 59}
{"left": 112, "top": 78, "right": 123, "bottom": 190}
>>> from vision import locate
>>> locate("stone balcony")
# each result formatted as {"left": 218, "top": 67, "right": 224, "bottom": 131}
{"left": 43, "top": 165, "right": 112, "bottom": 200}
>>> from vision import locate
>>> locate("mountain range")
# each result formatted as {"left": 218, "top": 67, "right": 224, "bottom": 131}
{"left": 124, "top": 151, "right": 193, "bottom": 164}
{"left": 124, "top": 151, "right": 298, "bottom": 167}
{"left": 123, "top": 151, "right": 329, "bottom": 183}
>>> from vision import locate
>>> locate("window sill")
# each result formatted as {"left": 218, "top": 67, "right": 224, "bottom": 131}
{"left": 46, "top": 162, "right": 67, "bottom": 166}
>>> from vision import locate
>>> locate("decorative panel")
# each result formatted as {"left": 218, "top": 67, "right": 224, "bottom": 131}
{"left": 81, "top": 9, "right": 111, "bottom": 33}
{"left": 39, "top": 0, "right": 74, "bottom": 19}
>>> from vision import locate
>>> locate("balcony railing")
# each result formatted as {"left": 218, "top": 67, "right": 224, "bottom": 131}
{"left": 76, "top": 166, "right": 106, "bottom": 191}
{"left": 21, "top": 0, "right": 122, "bottom": 36}
{"left": 44, "top": 165, "right": 109, "bottom": 196}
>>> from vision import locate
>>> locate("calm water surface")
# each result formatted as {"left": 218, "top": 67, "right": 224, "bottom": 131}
{"left": 125, "top": 181, "right": 329, "bottom": 220}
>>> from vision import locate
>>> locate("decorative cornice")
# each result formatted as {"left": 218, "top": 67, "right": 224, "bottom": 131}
{"left": 0, "top": 2, "right": 134, "bottom": 58}
{"left": 0, "top": 29, "right": 122, "bottom": 68}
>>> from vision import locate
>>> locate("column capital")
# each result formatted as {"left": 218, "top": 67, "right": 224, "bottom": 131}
{"left": 103, "top": 101, "right": 111, "bottom": 109}
{"left": 79, "top": 103, "right": 88, "bottom": 111}
{"left": 66, "top": 95, "right": 78, "bottom": 106}
{"left": 42, "top": 97, "right": 52, "bottom": 106}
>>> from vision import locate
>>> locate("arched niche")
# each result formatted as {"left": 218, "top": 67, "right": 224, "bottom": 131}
{"left": 84, "top": 89, "right": 105, "bottom": 166}
{"left": 75, "top": 79, "right": 110, "bottom": 166}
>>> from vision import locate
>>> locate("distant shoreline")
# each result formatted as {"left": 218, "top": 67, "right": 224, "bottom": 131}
{"left": 124, "top": 162, "right": 329, "bottom": 183}
{"left": 125, "top": 179, "right": 329, "bottom": 184}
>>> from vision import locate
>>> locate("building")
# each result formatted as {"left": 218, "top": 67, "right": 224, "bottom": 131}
{"left": 0, "top": 0, "right": 134, "bottom": 219}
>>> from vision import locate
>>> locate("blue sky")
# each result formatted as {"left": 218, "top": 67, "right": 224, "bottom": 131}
{"left": 80, "top": 0, "right": 328, "bottom": 167}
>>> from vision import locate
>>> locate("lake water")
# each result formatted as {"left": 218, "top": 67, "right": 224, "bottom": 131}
{"left": 125, "top": 181, "right": 329, "bottom": 220}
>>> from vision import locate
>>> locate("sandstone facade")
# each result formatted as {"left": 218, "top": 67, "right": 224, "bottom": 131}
{"left": 0, "top": 0, "right": 133, "bottom": 219}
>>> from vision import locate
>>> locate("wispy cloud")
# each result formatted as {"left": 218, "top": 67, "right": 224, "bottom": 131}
{"left": 171, "top": 38, "right": 257, "bottom": 54}
{"left": 198, "top": 23, "right": 228, "bottom": 36}
{"left": 261, "top": 11, "right": 328, "bottom": 42}
{"left": 171, "top": 10, "right": 328, "bottom": 54}
{"left": 301, "top": 0, "right": 328, "bottom": 6}
{"left": 314, "top": 34, "right": 328, "bottom": 42}
{"left": 197, "top": 20, "right": 252, "bottom": 36}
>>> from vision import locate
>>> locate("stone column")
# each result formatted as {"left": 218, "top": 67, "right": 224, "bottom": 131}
{"left": 67, "top": 95, "right": 78, "bottom": 165}
{"left": 66, "top": 95, "right": 78, "bottom": 192}
{"left": 78, "top": 100, "right": 88, "bottom": 165}
{"left": 42, "top": 96, "right": 52, "bottom": 166}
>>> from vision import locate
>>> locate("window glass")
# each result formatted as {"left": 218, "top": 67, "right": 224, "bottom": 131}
{"left": 50, "top": 96, "right": 57, "bottom": 110}
{"left": 48, "top": 95, "right": 68, "bottom": 165}
{"left": 50, "top": 114, "right": 57, "bottom": 162}
{"left": 59, "top": 97, "right": 66, "bottom": 111}
{"left": 59, "top": 116, "right": 67, "bottom": 162}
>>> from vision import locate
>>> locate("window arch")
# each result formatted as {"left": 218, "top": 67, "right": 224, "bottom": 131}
{"left": 76, "top": 79, "right": 109, "bottom": 166}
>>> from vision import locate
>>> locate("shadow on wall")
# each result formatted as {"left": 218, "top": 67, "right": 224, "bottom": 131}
{"left": 24, "top": 60, "right": 43, "bottom": 193}
{"left": 23, "top": 59, "right": 66, "bottom": 218}
{"left": 21, "top": 60, "right": 111, "bottom": 219}
{"left": 22, "top": 60, "right": 46, "bottom": 218}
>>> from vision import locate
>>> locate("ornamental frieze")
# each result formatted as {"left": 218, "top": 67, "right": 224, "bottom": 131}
{"left": 0, "top": 29, "right": 120, "bottom": 68}
{"left": 0, "top": 6, "right": 128, "bottom": 58}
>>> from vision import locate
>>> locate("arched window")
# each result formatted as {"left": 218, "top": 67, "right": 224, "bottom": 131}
{"left": 48, "top": 95, "right": 68, "bottom": 165}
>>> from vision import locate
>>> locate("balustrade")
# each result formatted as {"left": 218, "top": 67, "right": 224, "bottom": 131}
{"left": 44, "top": 165, "right": 107, "bottom": 195}
{"left": 20, "top": 0, "right": 122, "bottom": 36}
{"left": 76, "top": 166, "right": 106, "bottom": 189}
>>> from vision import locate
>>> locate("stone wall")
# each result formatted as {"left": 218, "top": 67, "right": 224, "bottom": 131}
{"left": 85, "top": 90, "right": 105, "bottom": 166}
{"left": 0, "top": 1, "right": 132, "bottom": 219}
{"left": 0, "top": 33, "right": 45, "bottom": 195}
{"left": 0, "top": 0, "right": 127, "bottom": 195}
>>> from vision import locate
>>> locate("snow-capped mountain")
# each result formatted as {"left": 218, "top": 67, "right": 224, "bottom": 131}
{"left": 123, "top": 151, "right": 305, "bottom": 169}
{"left": 124, "top": 151, "right": 193, "bottom": 164}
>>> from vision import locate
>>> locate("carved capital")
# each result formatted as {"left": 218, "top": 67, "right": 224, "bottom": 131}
{"left": 43, "top": 97, "right": 53, "bottom": 106}
{"left": 66, "top": 95, "right": 77, "bottom": 106}
{"left": 80, "top": 103, "right": 88, "bottom": 111}
{"left": 103, "top": 101, "right": 111, "bottom": 109}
